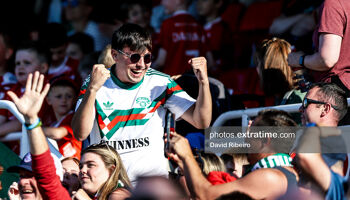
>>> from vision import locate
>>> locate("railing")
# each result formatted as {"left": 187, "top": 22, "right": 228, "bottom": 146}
{"left": 0, "top": 100, "right": 60, "bottom": 159}
{"left": 213, "top": 98, "right": 350, "bottom": 127}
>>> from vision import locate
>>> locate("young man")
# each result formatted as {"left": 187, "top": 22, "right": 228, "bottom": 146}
{"left": 72, "top": 23, "right": 212, "bottom": 183}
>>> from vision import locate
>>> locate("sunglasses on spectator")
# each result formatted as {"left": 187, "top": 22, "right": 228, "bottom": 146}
{"left": 117, "top": 49, "right": 152, "bottom": 64}
{"left": 302, "top": 98, "right": 339, "bottom": 110}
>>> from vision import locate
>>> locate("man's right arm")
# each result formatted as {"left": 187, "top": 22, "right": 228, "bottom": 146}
{"left": 72, "top": 64, "right": 110, "bottom": 141}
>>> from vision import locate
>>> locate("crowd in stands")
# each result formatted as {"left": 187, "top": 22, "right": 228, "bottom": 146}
{"left": 0, "top": 0, "right": 349, "bottom": 199}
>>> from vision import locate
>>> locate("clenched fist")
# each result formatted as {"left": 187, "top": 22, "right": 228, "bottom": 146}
{"left": 88, "top": 64, "right": 111, "bottom": 92}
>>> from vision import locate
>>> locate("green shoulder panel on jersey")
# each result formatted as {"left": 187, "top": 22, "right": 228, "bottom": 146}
{"left": 146, "top": 68, "right": 170, "bottom": 78}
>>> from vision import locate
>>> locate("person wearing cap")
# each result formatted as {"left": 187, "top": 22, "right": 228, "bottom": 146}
{"left": 7, "top": 151, "right": 65, "bottom": 200}
{"left": 72, "top": 23, "right": 212, "bottom": 184}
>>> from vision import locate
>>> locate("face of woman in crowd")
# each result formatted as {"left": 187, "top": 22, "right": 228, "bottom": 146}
{"left": 79, "top": 152, "right": 112, "bottom": 195}
{"left": 62, "top": 159, "right": 80, "bottom": 195}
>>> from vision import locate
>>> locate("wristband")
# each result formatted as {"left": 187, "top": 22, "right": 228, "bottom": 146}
{"left": 24, "top": 118, "right": 42, "bottom": 130}
{"left": 299, "top": 54, "right": 306, "bottom": 68}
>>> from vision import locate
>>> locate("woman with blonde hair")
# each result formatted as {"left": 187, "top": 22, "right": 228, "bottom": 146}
{"left": 78, "top": 142, "right": 132, "bottom": 200}
{"left": 255, "top": 37, "right": 306, "bottom": 105}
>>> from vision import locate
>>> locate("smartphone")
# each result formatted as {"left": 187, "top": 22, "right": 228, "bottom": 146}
{"left": 166, "top": 112, "right": 175, "bottom": 152}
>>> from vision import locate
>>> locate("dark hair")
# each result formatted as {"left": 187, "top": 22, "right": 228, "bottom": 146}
{"left": 251, "top": 109, "right": 297, "bottom": 153}
{"left": 254, "top": 109, "right": 297, "bottom": 127}
{"left": 111, "top": 23, "right": 152, "bottom": 52}
{"left": 309, "top": 82, "right": 348, "bottom": 120}
{"left": 68, "top": 33, "right": 95, "bottom": 54}
{"left": 17, "top": 41, "right": 51, "bottom": 65}
{"left": 49, "top": 78, "right": 79, "bottom": 96}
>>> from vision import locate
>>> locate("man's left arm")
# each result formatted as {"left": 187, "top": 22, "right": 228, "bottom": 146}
{"left": 181, "top": 57, "right": 212, "bottom": 129}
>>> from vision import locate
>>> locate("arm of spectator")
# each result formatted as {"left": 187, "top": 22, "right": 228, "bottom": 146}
{"left": 7, "top": 72, "right": 50, "bottom": 155}
{"left": 43, "top": 127, "right": 68, "bottom": 140}
{"left": 151, "top": 48, "right": 167, "bottom": 70}
{"left": 169, "top": 132, "right": 289, "bottom": 200}
{"left": 288, "top": 33, "right": 342, "bottom": 71}
{"left": 8, "top": 71, "right": 71, "bottom": 200}
{"left": 0, "top": 119, "right": 21, "bottom": 137}
{"left": 72, "top": 64, "right": 110, "bottom": 141}
{"left": 72, "top": 189, "right": 92, "bottom": 200}
{"left": 181, "top": 57, "right": 212, "bottom": 129}
{"left": 294, "top": 127, "right": 341, "bottom": 191}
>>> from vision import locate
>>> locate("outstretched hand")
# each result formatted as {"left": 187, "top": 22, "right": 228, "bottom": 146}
{"left": 7, "top": 71, "right": 50, "bottom": 121}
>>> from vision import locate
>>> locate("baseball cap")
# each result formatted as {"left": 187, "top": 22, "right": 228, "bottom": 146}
{"left": 7, "top": 153, "right": 33, "bottom": 173}
{"left": 7, "top": 152, "right": 64, "bottom": 181}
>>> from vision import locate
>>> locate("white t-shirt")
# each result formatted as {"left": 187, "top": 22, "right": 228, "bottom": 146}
{"left": 76, "top": 67, "right": 195, "bottom": 183}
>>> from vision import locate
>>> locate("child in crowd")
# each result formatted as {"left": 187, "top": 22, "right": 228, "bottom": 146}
{"left": 197, "top": 0, "right": 233, "bottom": 75}
{"left": 66, "top": 32, "right": 95, "bottom": 61}
{"left": 39, "top": 23, "right": 81, "bottom": 86}
{"left": 152, "top": 0, "right": 214, "bottom": 76}
{"left": 43, "top": 78, "right": 81, "bottom": 159}
{"left": 0, "top": 41, "right": 50, "bottom": 152}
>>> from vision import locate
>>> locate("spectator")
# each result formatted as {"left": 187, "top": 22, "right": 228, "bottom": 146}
{"left": 72, "top": 23, "right": 212, "bottom": 184}
{"left": 288, "top": 0, "right": 350, "bottom": 96}
{"left": 78, "top": 51, "right": 100, "bottom": 81}
{"left": 61, "top": 157, "right": 80, "bottom": 196}
{"left": 168, "top": 109, "right": 299, "bottom": 200}
{"left": 39, "top": 23, "right": 81, "bottom": 85}
{"left": 120, "top": 0, "right": 154, "bottom": 34}
{"left": 196, "top": 0, "right": 233, "bottom": 74}
{"left": 63, "top": 0, "right": 110, "bottom": 51}
{"left": 98, "top": 44, "right": 115, "bottom": 68}
{"left": 256, "top": 38, "right": 305, "bottom": 106}
{"left": 0, "top": 30, "right": 17, "bottom": 101}
{"left": 43, "top": 78, "right": 82, "bottom": 159}
{"left": 66, "top": 32, "right": 95, "bottom": 61}
{"left": 7, "top": 152, "right": 64, "bottom": 200}
{"left": 0, "top": 42, "right": 49, "bottom": 141}
{"left": 152, "top": 0, "right": 214, "bottom": 76}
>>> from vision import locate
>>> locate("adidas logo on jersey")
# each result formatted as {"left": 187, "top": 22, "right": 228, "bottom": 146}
{"left": 103, "top": 101, "right": 114, "bottom": 110}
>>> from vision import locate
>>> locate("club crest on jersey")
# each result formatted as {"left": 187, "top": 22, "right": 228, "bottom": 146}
{"left": 103, "top": 101, "right": 114, "bottom": 110}
{"left": 136, "top": 97, "right": 151, "bottom": 108}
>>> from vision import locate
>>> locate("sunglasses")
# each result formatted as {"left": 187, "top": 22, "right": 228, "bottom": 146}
{"left": 117, "top": 50, "right": 152, "bottom": 64}
{"left": 302, "top": 98, "right": 339, "bottom": 110}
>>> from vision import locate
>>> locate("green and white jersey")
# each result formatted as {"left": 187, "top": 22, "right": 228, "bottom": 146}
{"left": 76, "top": 67, "right": 195, "bottom": 183}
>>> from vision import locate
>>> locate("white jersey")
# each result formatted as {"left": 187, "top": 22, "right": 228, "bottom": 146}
{"left": 76, "top": 67, "right": 195, "bottom": 183}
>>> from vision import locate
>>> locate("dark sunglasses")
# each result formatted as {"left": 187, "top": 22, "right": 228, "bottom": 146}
{"left": 117, "top": 50, "right": 152, "bottom": 64}
{"left": 302, "top": 98, "right": 339, "bottom": 110}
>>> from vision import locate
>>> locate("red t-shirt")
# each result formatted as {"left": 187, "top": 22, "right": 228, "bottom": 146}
{"left": 204, "top": 17, "right": 233, "bottom": 69}
{"left": 32, "top": 150, "right": 71, "bottom": 200}
{"left": 53, "top": 111, "right": 82, "bottom": 159}
{"left": 311, "top": 0, "right": 350, "bottom": 89}
{"left": 48, "top": 57, "right": 81, "bottom": 87}
{"left": 159, "top": 10, "right": 208, "bottom": 76}
{"left": 0, "top": 82, "right": 56, "bottom": 125}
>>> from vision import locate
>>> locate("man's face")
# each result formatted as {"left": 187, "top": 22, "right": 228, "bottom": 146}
{"left": 299, "top": 87, "right": 323, "bottom": 125}
{"left": 112, "top": 47, "right": 151, "bottom": 84}
{"left": 18, "top": 169, "right": 42, "bottom": 200}
{"left": 50, "top": 45, "right": 67, "bottom": 67}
